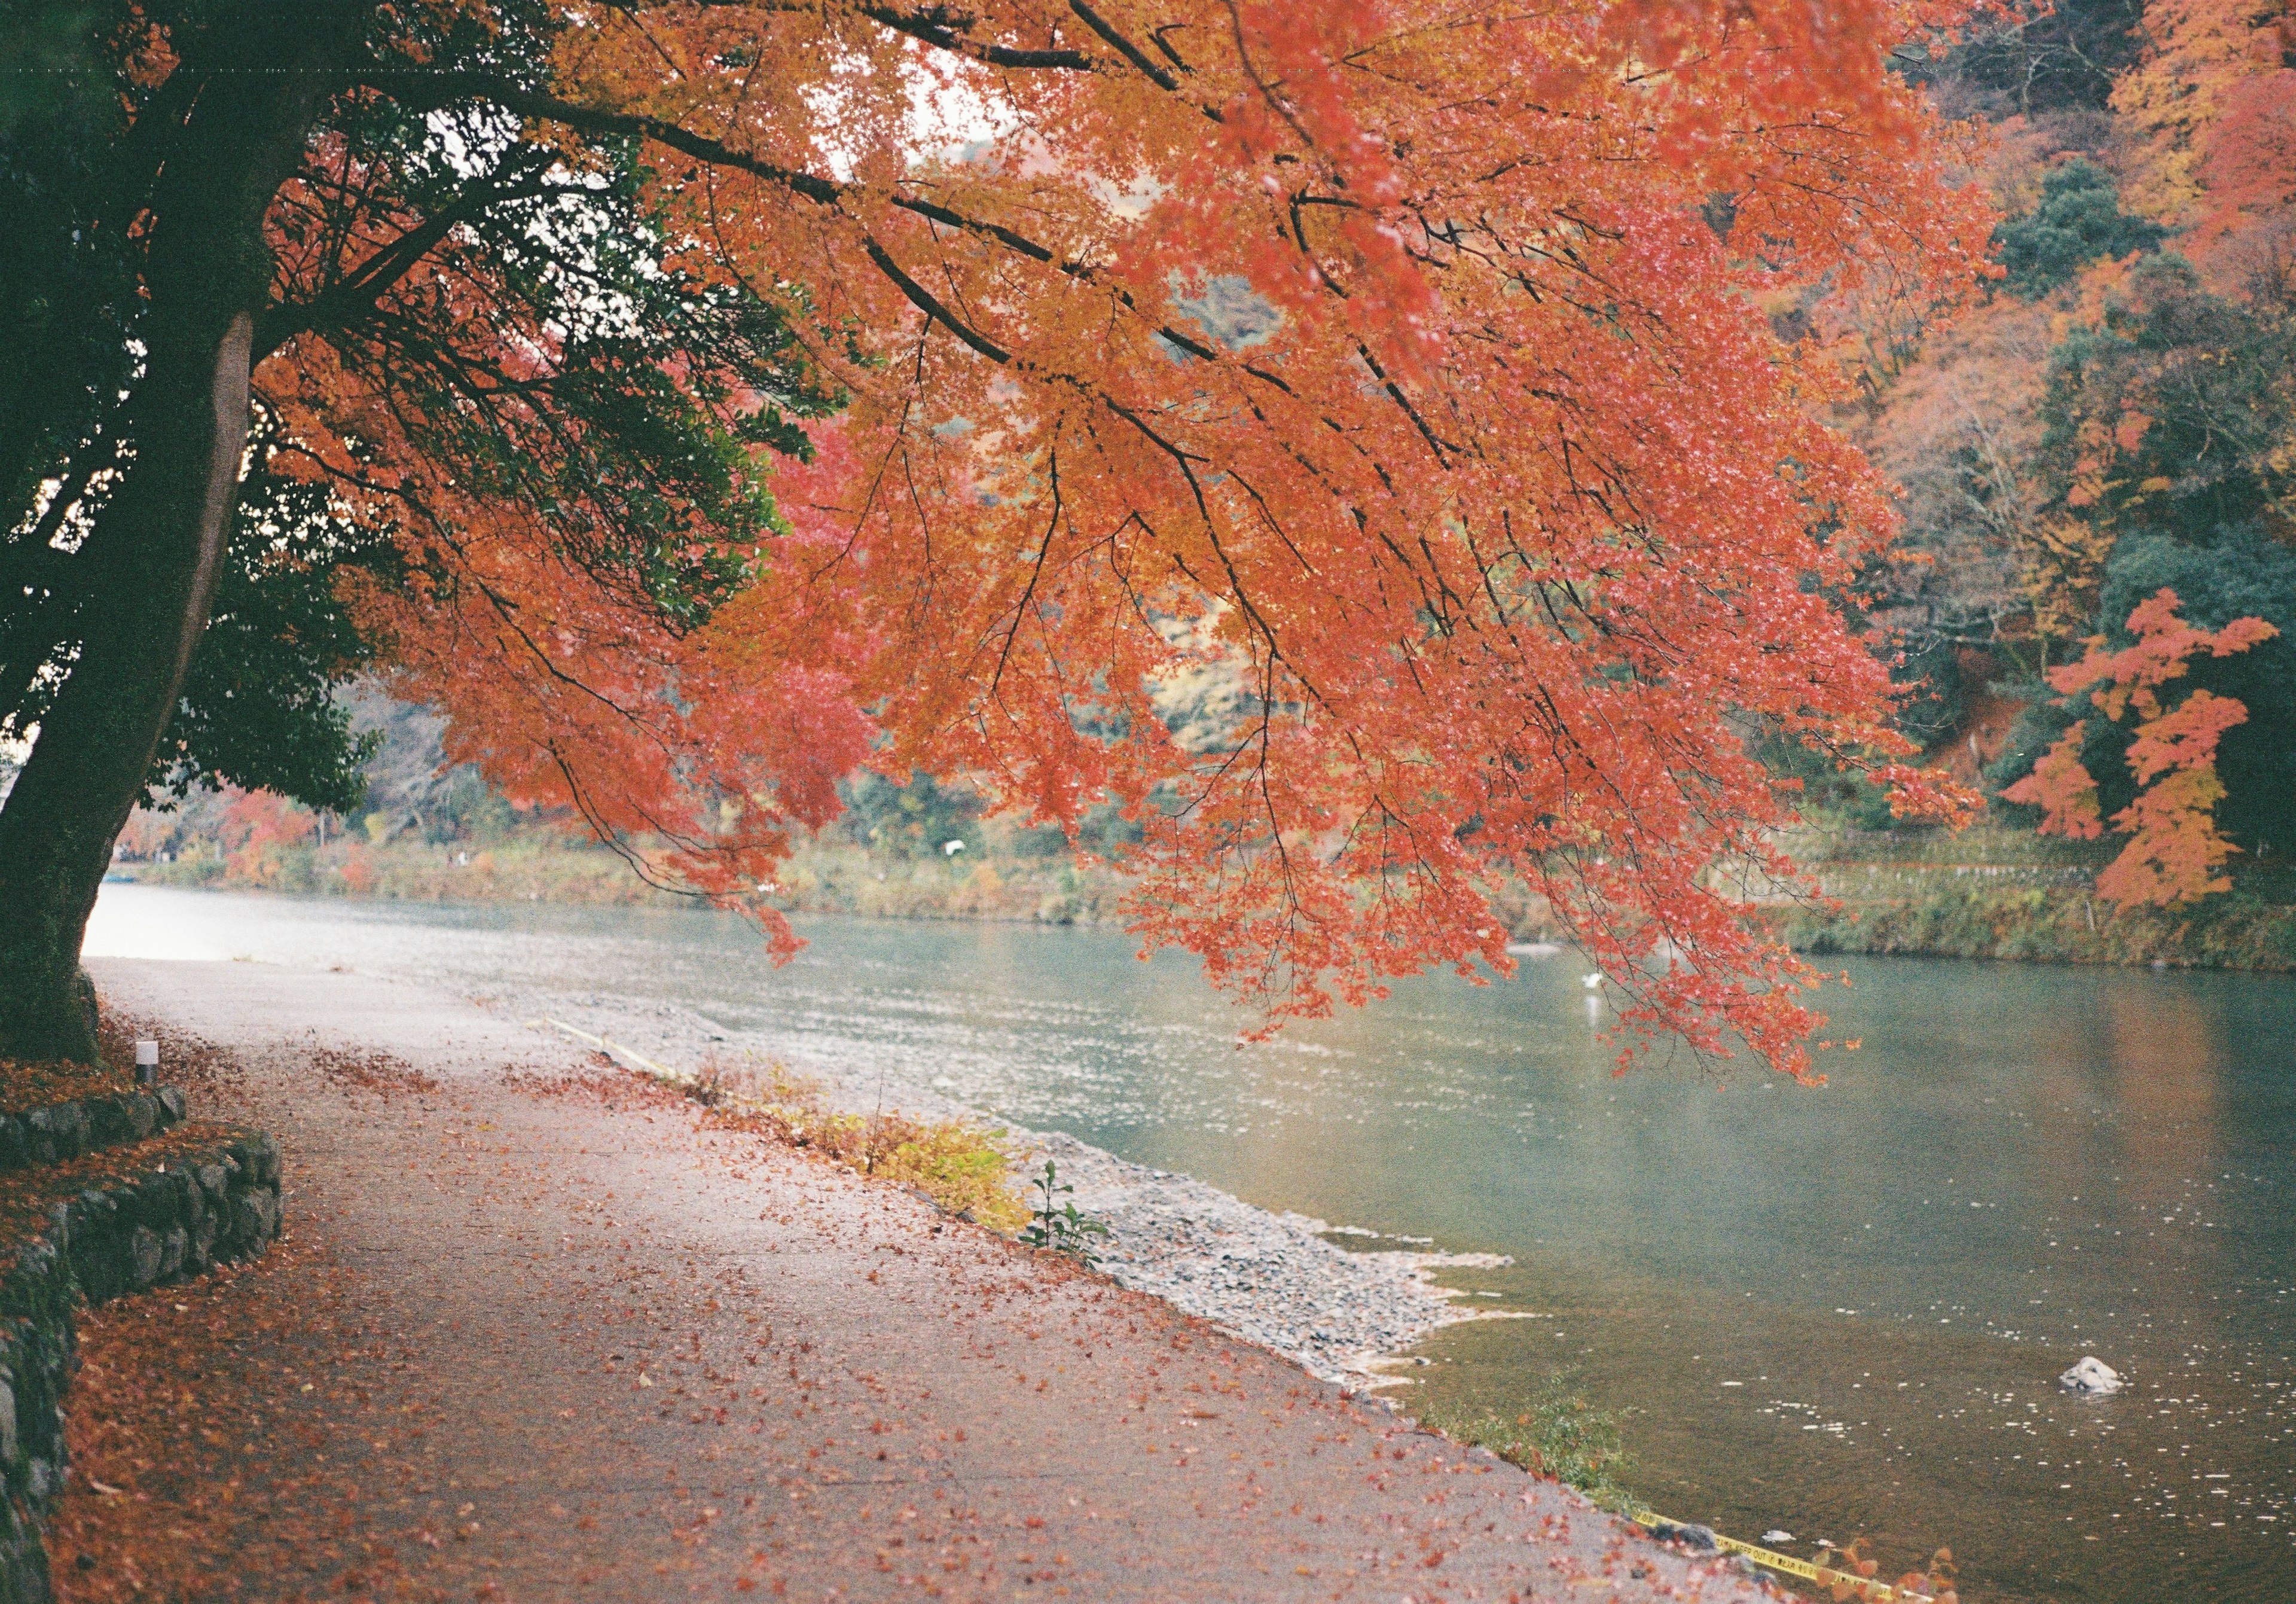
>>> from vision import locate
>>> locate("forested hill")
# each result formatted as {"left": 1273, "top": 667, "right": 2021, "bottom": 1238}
{"left": 1785, "top": 0, "right": 2296, "bottom": 849}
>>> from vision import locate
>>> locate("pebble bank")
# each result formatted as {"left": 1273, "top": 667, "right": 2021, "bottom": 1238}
{"left": 497, "top": 990, "right": 1506, "bottom": 1386}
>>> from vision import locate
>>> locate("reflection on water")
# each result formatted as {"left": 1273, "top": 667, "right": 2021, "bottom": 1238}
{"left": 89, "top": 885, "right": 2296, "bottom": 1603}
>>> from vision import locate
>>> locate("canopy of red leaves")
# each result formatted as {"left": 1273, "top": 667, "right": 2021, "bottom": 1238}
{"left": 257, "top": 1, "right": 2002, "bottom": 1076}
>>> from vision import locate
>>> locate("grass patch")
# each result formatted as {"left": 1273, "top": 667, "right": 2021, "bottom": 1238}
{"left": 1422, "top": 1371, "right": 1634, "bottom": 1510}
{"left": 687, "top": 1056, "right": 1030, "bottom": 1233}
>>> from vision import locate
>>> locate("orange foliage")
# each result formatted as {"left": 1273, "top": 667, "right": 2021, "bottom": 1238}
{"left": 111, "top": 810, "right": 178, "bottom": 864}
{"left": 2111, "top": 0, "right": 2295, "bottom": 228}
{"left": 2003, "top": 588, "right": 2277, "bottom": 902}
{"left": 2009, "top": 720, "right": 2105, "bottom": 840}
{"left": 249, "top": 1, "right": 2001, "bottom": 1075}
{"left": 219, "top": 789, "right": 316, "bottom": 855}
{"left": 2197, "top": 67, "right": 2296, "bottom": 261}
{"left": 254, "top": 124, "right": 875, "bottom": 957}
{"left": 337, "top": 846, "right": 379, "bottom": 896}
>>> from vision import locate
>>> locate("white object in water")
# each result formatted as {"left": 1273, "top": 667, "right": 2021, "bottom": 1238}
{"left": 1581, "top": 972, "right": 1603, "bottom": 989}
{"left": 134, "top": 1038, "right": 158, "bottom": 1085}
{"left": 2059, "top": 1355, "right": 2123, "bottom": 1395}
{"left": 943, "top": 838, "right": 966, "bottom": 856}
{"left": 1761, "top": 1531, "right": 1794, "bottom": 1545}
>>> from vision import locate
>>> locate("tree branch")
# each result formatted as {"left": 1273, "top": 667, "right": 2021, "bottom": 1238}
{"left": 254, "top": 150, "right": 557, "bottom": 359}
{"left": 860, "top": 5, "right": 1095, "bottom": 70}
{"left": 863, "top": 240, "right": 1013, "bottom": 362}
{"left": 1066, "top": 0, "right": 1181, "bottom": 90}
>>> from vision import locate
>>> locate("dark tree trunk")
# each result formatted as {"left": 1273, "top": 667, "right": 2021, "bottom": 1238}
{"left": 0, "top": 14, "right": 355, "bottom": 1063}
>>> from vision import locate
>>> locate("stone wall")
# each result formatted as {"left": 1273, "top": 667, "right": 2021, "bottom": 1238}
{"left": 0, "top": 1088, "right": 185, "bottom": 1175}
{"left": 0, "top": 1125, "right": 282, "bottom": 1604}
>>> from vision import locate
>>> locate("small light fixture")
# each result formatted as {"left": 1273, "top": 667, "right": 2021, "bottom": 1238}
{"left": 135, "top": 1039, "right": 159, "bottom": 1086}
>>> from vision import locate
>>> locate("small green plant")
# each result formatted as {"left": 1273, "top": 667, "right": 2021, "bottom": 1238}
{"left": 1426, "top": 1371, "right": 1632, "bottom": 1508}
{"left": 1019, "top": 1158, "right": 1109, "bottom": 1264}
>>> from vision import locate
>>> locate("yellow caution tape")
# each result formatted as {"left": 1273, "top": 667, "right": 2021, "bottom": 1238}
{"left": 1630, "top": 1509, "right": 1935, "bottom": 1602}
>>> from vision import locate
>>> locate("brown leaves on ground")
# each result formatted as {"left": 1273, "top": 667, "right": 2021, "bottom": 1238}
{"left": 50, "top": 1024, "right": 448, "bottom": 1601}
{"left": 0, "top": 1059, "right": 137, "bottom": 1119}
{"left": 50, "top": 1235, "right": 435, "bottom": 1604}
{"left": 308, "top": 1048, "right": 439, "bottom": 1097}
{"left": 105, "top": 1003, "right": 441, "bottom": 1103}
{"left": 97, "top": 1010, "right": 243, "bottom": 1102}
{"left": 0, "top": 1008, "right": 151, "bottom": 1113}
{"left": 61, "top": 960, "right": 1748, "bottom": 1604}
{"left": 0, "top": 1122, "right": 259, "bottom": 1278}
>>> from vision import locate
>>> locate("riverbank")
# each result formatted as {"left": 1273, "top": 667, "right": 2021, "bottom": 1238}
{"left": 81, "top": 882, "right": 2296, "bottom": 1603}
{"left": 119, "top": 834, "right": 1141, "bottom": 924}
{"left": 500, "top": 988, "right": 1511, "bottom": 1388}
{"left": 1766, "top": 825, "right": 2296, "bottom": 972}
{"left": 115, "top": 821, "right": 2296, "bottom": 974}
{"left": 62, "top": 956, "right": 1761, "bottom": 1603}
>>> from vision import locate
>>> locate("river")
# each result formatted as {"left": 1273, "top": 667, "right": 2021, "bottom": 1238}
{"left": 86, "top": 884, "right": 2296, "bottom": 1603}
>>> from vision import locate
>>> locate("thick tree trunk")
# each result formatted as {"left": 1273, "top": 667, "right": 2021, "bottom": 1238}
{"left": 0, "top": 319, "right": 257, "bottom": 1062}
{"left": 0, "top": 14, "right": 354, "bottom": 1063}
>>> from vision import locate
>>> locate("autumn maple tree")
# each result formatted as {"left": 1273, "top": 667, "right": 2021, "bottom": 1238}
{"left": 2, "top": 0, "right": 1999, "bottom": 1074}
{"left": 2004, "top": 587, "right": 2277, "bottom": 902}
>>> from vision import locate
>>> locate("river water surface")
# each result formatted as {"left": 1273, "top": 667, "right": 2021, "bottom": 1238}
{"left": 87, "top": 885, "right": 2296, "bottom": 1604}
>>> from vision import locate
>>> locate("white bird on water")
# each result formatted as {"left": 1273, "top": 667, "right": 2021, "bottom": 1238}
{"left": 1581, "top": 972, "right": 1603, "bottom": 990}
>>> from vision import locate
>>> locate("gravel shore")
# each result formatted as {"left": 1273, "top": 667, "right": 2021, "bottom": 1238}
{"left": 499, "top": 988, "right": 1506, "bottom": 1386}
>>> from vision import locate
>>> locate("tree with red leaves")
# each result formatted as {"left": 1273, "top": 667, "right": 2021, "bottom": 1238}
{"left": 2, "top": 0, "right": 1992, "bottom": 1075}
{"left": 2004, "top": 588, "right": 2277, "bottom": 903}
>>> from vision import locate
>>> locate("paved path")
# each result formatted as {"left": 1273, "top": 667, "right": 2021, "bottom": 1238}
{"left": 61, "top": 957, "right": 1767, "bottom": 1603}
